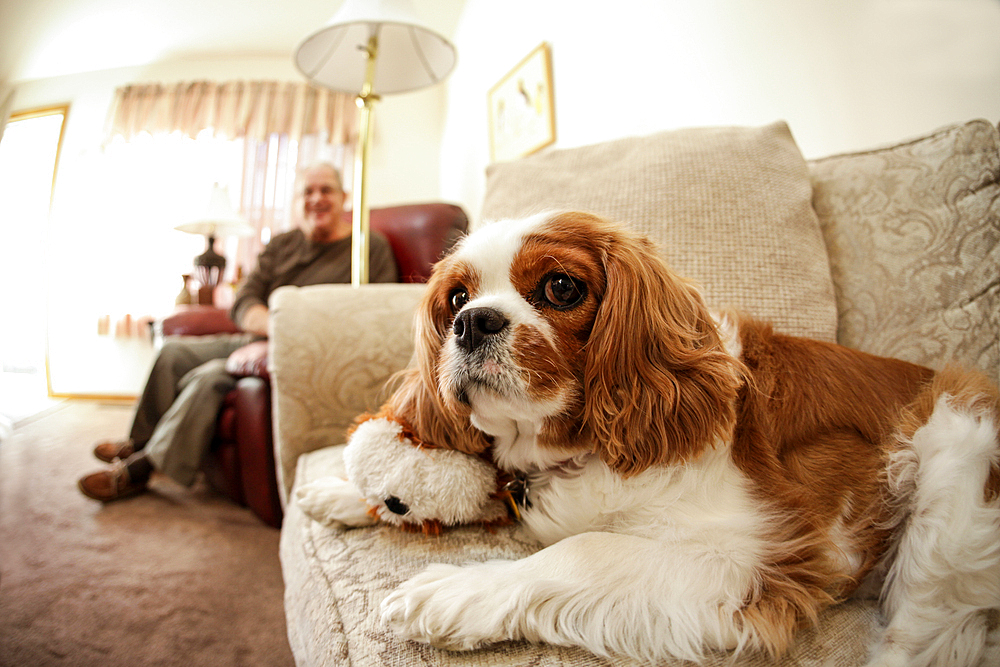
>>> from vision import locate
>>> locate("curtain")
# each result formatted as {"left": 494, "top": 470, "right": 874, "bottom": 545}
{"left": 104, "top": 81, "right": 358, "bottom": 145}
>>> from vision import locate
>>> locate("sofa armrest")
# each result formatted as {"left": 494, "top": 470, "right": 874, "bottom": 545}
{"left": 268, "top": 283, "right": 426, "bottom": 506}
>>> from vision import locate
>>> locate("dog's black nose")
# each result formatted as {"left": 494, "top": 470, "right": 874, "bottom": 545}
{"left": 453, "top": 307, "right": 508, "bottom": 352}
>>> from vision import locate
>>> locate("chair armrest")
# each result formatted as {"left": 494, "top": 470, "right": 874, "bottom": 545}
{"left": 268, "top": 283, "right": 426, "bottom": 506}
{"left": 161, "top": 305, "right": 240, "bottom": 336}
{"left": 231, "top": 375, "right": 282, "bottom": 528}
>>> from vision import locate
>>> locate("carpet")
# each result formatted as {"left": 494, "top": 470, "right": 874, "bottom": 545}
{"left": 0, "top": 400, "right": 295, "bottom": 667}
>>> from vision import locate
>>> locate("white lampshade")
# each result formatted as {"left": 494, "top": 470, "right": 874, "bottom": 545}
{"left": 294, "top": 0, "right": 456, "bottom": 95}
{"left": 175, "top": 184, "right": 254, "bottom": 238}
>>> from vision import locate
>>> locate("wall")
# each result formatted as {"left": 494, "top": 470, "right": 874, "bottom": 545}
{"left": 440, "top": 0, "right": 1000, "bottom": 225}
{"left": 10, "top": 54, "right": 450, "bottom": 395}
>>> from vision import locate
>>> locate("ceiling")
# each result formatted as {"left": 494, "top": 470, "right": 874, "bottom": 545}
{"left": 0, "top": 0, "right": 465, "bottom": 86}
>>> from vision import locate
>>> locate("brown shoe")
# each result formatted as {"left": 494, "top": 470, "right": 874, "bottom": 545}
{"left": 78, "top": 461, "right": 148, "bottom": 502}
{"left": 93, "top": 439, "right": 135, "bottom": 463}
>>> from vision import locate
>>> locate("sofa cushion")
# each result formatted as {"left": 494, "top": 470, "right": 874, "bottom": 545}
{"left": 482, "top": 122, "right": 837, "bottom": 342}
{"left": 280, "top": 444, "right": 887, "bottom": 667}
{"left": 809, "top": 119, "right": 1000, "bottom": 384}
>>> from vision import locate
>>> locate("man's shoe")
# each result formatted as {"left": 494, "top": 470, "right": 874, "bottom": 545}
{"left": 78, "top": 461, "right": 148, "bottom": 502}
{"left": 93, "top": 439, "right": 135, "bottom": 463}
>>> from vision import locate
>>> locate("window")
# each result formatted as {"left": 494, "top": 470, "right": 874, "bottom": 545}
{"left": 6, "top": 81, "right": 357, "bottom": 397}
{"left": 0, "top": 105, "right": 68, "bottom": 379}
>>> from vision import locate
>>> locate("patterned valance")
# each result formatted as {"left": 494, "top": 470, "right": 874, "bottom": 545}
{"left": 105, "top": 80, "right": 358, "bottom": 144}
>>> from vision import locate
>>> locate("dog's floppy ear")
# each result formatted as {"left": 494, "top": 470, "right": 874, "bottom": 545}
{"left": 583, "top": 228, "right": 743, "bottom": 475}
{"left": 376, "top": 260, "right": 492, "bottom": 455}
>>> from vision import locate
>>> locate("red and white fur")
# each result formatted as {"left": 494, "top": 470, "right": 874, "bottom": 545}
{"left": 373, "top": 211, "right": 1000, "bottom": 665}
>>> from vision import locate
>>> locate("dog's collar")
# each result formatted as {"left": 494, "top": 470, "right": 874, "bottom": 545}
{"left": 498, "top": 455, "right": 590, "bottom": 521}
{"left": 502, "top": 473, "right": 531, "bottom": 521}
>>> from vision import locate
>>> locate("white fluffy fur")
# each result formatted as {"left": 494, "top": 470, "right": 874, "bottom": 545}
{"left": 869, "top": 398, "right": 1000, "bottom": 667}
{"left": 297, "top": 417, "right": 506, "bottom": 530}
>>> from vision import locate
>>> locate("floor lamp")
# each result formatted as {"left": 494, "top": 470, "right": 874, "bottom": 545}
{"left": 294, "top": 0, "right": 457, "bottom": 286}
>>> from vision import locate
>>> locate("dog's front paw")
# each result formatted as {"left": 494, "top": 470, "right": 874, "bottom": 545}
{"left": 295, "top": 477, "right": 377, "bottom": 528}
{"left": 381, "top": 562, "right": 518, "bottom": 650}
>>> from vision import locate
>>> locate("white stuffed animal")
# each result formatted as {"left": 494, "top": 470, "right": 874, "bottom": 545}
{"left": 296, "top": 417, "right": 511, "bottom": 534}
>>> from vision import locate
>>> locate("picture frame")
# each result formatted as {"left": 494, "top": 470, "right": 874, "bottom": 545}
{"left": 487, "top": 42, "right": 556, "bottom": 162}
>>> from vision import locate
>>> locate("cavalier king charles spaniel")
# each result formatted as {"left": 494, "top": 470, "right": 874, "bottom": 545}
{"left": 371, "top": 211, "right": 999, "bottom": 666}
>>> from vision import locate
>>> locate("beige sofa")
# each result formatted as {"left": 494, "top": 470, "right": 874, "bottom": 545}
{"left": 271, "top": 120, "right": 1000, "bottom": 666}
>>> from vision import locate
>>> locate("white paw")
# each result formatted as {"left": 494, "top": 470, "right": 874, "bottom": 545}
{"left": 295, "top": 476, "right": 377, "bottom": 528}
{"left": 381, "top": 562, "right": 518, "bottom": 650}
{"left": 861, "top": 640, "right": 910, "bottom": 667}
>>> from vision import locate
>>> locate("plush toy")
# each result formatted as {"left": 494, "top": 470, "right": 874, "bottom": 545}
{"left": 295, "top": 417, "right": 513, "bottom": 535}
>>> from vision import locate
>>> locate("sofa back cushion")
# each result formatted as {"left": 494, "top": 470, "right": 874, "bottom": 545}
{"left": 809, "top": 119, "right": 1000, "bottom": 384}
{"left": 481, "top": 122, "right": 837, "bottom": 342}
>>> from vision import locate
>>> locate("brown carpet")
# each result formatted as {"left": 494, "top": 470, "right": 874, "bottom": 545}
{"left": 0, "top": 400, "right": 295, "bottom": 667}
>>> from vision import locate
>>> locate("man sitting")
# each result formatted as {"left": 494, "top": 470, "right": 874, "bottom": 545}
{"left": 78, "top": 163, "right": 397, "bottom": 501}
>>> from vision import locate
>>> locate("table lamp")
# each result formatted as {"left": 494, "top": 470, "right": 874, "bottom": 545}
{"left": 294, "top": 0, "right": 457, "bottom": 286}
{"left": 175, "top": 183, "right": 255, "bottom": 305}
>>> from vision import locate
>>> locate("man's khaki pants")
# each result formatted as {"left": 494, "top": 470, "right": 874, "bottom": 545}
{"left": 130, "top": 333, "right": 258, "bottom": 486}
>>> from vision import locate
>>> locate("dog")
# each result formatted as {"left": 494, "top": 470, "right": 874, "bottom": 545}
{"left": 369, "top": 211, "right": 1000, "bottom": 665}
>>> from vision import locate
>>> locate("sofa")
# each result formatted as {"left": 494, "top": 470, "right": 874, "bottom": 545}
{"left": 159, "top": 202, "right": 469, "bottom": 528}
{"left": 271, "top": 119, "right": 1000, "bottom": 665}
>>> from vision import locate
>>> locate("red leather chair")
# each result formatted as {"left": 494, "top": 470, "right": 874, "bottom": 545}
{"left": 160, "top": 202, "right": 469, "bottom": 527}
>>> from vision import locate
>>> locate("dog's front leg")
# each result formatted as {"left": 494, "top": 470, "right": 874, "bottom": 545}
{"left": 381, "top": 531, "right": 750, "bottom": 662}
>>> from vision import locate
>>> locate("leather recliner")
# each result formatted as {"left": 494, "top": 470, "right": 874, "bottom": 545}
{"left": 160, "top": 203, "right": 469, "bottom": 527}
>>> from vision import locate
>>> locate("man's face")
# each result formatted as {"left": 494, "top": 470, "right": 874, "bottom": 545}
{"left": 299, "top": 166, "right": 348, "bottom": 243}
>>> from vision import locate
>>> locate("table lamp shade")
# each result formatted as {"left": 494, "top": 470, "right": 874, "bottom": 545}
{"left": 175, "top": 184, "right": 255, "bottom": 239}
{"left": 294, "top": 0, "right": 456, "bottom": 95}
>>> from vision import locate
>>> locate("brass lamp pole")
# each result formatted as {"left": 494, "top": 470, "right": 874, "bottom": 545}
{"left": 293, "top": 0, "right": 457, "bottom": 286}
{"left": 351, "top": 33, "right": 380, "bottom": 287}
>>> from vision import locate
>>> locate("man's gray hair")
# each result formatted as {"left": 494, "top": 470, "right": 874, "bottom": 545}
{"left": 295, "top": 162, "right": 344, "bottom": 193}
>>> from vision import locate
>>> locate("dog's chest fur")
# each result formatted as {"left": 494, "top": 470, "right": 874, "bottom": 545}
{"left": 512, "top": 443, "right": 772, "bottom": 563}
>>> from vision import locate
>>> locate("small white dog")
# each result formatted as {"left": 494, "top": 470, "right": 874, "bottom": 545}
{"left": 306, "top": 211, "right": 1000, "bottom": 666}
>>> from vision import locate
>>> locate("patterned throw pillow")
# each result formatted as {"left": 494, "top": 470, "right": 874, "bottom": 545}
{"left": 481, "top": 122, "right": 837, "bottom": 342}
{"left": 809, "top": 120, "right": 1000, "bottom": 383}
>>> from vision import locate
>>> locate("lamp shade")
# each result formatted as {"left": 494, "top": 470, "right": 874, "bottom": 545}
{"left": 175, "top": 184, "right": 254, "bottom": 238}
{"left": 294, "top": 0, "right": 456, "bottom": 95}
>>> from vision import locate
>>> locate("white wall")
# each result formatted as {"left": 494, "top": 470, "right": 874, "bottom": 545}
{"left": 440, "top": 0, "right": 1000, "bottom": 226}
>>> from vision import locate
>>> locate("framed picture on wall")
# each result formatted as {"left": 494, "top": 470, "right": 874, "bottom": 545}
{"left": 487, "top": 42, "right": 556, "bottom": 162}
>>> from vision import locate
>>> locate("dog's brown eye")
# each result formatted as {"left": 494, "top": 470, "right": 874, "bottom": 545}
{"left": 450, "top": 288, "right": 469, "bottom": 312}
{"left": 542, "top": 274, "right": 586, "bottom": 309}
